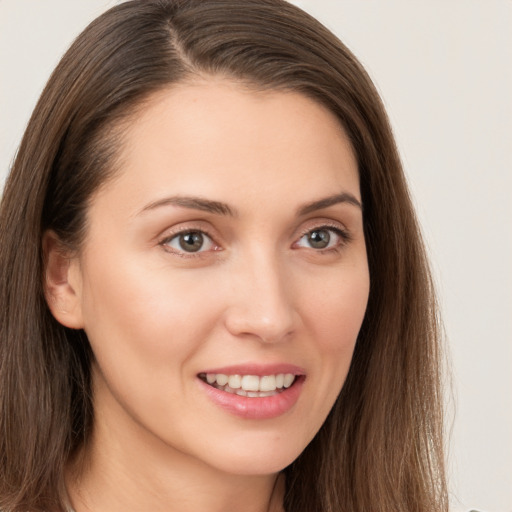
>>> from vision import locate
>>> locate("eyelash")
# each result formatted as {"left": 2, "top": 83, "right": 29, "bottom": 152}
{"left": 159, "top": 223, "right": 351, "bottom": 257}
{"left": 294, "top": 224, "right": 352, "bottom": 253}
{"left": 159, "top": 228, "right": 219, "bottom": 259}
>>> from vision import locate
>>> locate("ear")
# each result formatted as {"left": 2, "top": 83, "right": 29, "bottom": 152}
{"left": 42, "top": 230, "right": 84, "bottom": 329}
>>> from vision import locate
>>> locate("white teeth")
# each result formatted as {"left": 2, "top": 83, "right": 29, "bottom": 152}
{"left": 228, "top": 374, "right": 242, "bottom": 389}
{"left": 259, "top": 375, "right": 276, "bottom": 392}
{"left": 258, "top": 390, "right": 277, "bottom": 397}
{"left": 241, "top": 375, "right": 259, "bottom": 392}
{"left": 202, "top": 372, "right": 297, "bottom": 394}
{"left": 283, "top": 373, "right": 294, "bottom": 388}
{"left": 215, "top": 373, "right": 228, "bottom": 386}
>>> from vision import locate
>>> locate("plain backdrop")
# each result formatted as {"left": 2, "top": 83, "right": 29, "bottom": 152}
{"left": 1, "top": 1, "right": 511, "bottom": 511}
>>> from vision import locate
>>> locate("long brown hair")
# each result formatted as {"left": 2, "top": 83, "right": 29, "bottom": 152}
{"left": 0, "top": 1, "right": 447, "bottom": 510}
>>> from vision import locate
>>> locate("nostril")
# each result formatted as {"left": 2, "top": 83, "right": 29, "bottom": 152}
{"left": 223, "top": 305, "right": 296, "bottom": 344}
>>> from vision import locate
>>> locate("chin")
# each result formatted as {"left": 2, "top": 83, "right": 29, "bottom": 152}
{"left": 197, "top": 432, "right": 310, "bottom": 477}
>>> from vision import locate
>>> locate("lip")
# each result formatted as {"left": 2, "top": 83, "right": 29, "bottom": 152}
{"left": 199, "top": 376, "right": 305, "bottom": 420}
{"left": 199, "top": 363, "right": 306, "bottom": 376}
{"left": 197, "top": 363, "right": 306, "bottom": 420}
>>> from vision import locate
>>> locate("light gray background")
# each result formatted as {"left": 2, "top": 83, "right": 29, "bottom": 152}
{"left": 1, "top": 1, "right": 511, "bottom": 511}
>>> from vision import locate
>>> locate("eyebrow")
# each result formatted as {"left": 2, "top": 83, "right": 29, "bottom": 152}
{"left": 138, "top": 191, "right": 362, "bottom": 217}
{"left": 139, "top": 196, "right": 237, "bottom": 216}
{"left": 297, "top": 192, "right": 362, "bottom": 215}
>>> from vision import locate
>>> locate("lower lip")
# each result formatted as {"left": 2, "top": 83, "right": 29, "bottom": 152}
{"left": 198, "top": 377, "right": 305, "bottom": 420}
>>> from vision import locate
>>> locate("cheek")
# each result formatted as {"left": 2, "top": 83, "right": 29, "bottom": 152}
{"left": 306, "top": 262, "right": 369, "bottom": 346}
{"left": 79, "top": 254, "right": 221, "bottom": 372}
{"left": 78, "top": 256, "right": 225, "bottom": 431}
{"left": 303, "top": 262, "right": 369, "bottom": 401}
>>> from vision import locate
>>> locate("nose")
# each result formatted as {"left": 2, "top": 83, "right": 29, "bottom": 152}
{"left": 223, "top": 250, "right": 296, "bottom": 344}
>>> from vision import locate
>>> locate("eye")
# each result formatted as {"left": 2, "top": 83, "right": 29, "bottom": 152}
{"left": 162, "top": 230, "right": 216, "bottom": 254}
{"left": 295, "top": 226, "right": 348, "bottom": 250}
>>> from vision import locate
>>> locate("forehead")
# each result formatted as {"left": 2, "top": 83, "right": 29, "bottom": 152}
{"left": 91, "top": 79, "right": 360, "bottom": 215}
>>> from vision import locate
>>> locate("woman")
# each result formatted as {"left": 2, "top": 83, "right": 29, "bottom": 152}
{"left": 0, "top": 1, "right": 447, "bottom": 511}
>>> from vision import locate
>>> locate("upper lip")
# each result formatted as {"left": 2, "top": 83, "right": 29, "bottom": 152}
{"left": 198, "top": 363, "right": 306, "bottom": 376}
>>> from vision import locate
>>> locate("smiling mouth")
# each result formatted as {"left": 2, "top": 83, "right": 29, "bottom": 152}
{"left": 198, "top": 372, "right": 297, "bottom": 397}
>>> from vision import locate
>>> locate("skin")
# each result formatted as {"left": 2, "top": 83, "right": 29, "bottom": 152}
{"left": 45, "top": 79, "right": 370, "bottom": 512}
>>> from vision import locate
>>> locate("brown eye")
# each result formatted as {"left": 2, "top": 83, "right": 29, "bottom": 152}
{"left": 164, "top": 230, "right": 215, "bottom": 254}
{"left": 307, "top": 229, "right": 331, "bottom": 249}
{"left": 295, "top": 226, "right": 349, "bottom": 251}
{"left": 179, "top": 232, "right": 204, "bottom": 252}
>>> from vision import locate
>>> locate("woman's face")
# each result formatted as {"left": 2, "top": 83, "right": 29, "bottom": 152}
{"left": 63, "top": 80, "right": 369, "bottom": 476}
